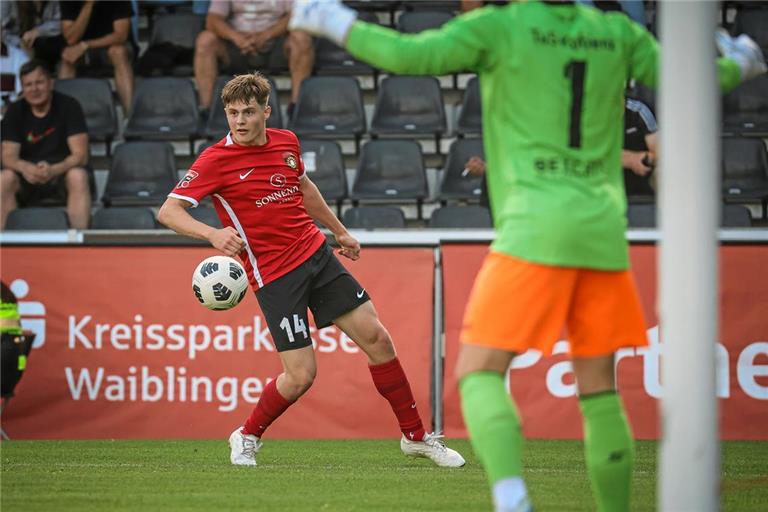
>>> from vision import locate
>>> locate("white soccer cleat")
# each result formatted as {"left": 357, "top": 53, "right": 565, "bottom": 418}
{"left": 496, "top": 497, "right": 534, "bottom": 512}
{"left": 289, "top": 0, "right": 358, "bottom": 46}
{"left": 400, "top": 432, "right": 466, "bottom": 468}
{"left": 229, "top": 427, "right": 262, "bottom": 466}
{"left": 716, "top": 29, "right": 767, "bottom": 81}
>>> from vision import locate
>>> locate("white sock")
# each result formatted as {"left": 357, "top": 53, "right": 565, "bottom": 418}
{"left": 492, "top": 477, "right": 529, "bottom": 512}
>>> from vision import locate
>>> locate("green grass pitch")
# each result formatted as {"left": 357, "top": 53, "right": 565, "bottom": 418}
{"left": 2, "top": 440, "right": 766, "bottom": 511}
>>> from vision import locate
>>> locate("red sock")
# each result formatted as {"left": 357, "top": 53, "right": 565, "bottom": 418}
{"left": 369, "top": 357, "right": 426, "bottom": 441}
{"left": 242, "top": 378, "right": 293, "bottom": 438}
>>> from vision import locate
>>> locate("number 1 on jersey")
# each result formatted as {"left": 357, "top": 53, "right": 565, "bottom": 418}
{"left": 564, "top": 60, "right": 586, "bottom": 149}
{"left": 279, "top": 314, "right": 309, "bottom": 343}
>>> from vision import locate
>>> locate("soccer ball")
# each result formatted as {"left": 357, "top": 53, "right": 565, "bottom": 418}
{"left": 192, "top": 256, "right": 249, "bottom": 310}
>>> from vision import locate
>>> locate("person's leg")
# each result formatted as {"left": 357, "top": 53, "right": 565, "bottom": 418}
{"left": 58, "top": 48, "right": 77, "bottom": 79}
{"left": 107, "top": 43, "right": 134, "bottom": 114}
{"left": 194, "top": 31, "right": 226, "bottom": 110}
{"left": 0, "top": 170, "right": 20, "bottom": 230}
{"left": 285, "top": 30, "right": 314, "bottom": 105}
{"left": 573, "top": 355, "right": 634, "bottom": 512}
{"left": 64, "top": 167, "right": 91, "bottom": 229}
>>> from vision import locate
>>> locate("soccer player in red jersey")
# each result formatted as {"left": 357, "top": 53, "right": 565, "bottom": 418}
{"left": 158, "top": 72, "right": 465, "bottom": 468}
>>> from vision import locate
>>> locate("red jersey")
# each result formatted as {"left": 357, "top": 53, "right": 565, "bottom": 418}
{"left": 169, "top": 129, "right": 326, "bottom": 289}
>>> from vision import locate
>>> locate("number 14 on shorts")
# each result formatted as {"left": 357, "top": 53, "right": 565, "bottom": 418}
{"left": 279, "top": 314, "right": 309, "bottom": 343}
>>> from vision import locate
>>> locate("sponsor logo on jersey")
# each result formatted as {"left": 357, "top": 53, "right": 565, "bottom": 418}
{"left": 283, "top": 152, "right": 298, "bottom": 169}
{"left": 270, "top": 173, "right": 287, "bottom": 188}
{"left": 255, "top": 185, "right": 299, "bottom": 208}
{"left": 177, "top": 170, "right": 199, "bottom": 188}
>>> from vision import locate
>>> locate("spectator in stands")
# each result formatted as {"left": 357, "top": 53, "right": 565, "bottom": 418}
{"left": 0, "top": 59, "right": 91, "bottom": 230}
{"left": 464, "top": 155, "right": 492, "bottom": 221}
{"left": 194, "top": 0, "right": 313, "bottom": 119}
{"left": 622, "top": 97, "right": 658, "bottom": 197}
{"left": 58, "top": 1, "right": 135, "bottom": 113}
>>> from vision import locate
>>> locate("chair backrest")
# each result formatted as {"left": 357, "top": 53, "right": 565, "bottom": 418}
{"left": 457, "top": 76, "right": 482, "bottom": 136}
{"left": 300, "top": 139, "right": 347, "bottom": 201}
{"left": 289, "top": 77, "right": 366, "bottom": 137}
{"left": 627, "top": 204, "right": 656, "bottom": 228}
{"left": 342, "top": 206, "right": 406, "bottom": 229}
{"left": 103, "top": 141, "right": 178, "bottom": 206}
{"left": 150, "top": 13, "right": 204, "bottom": 48}
{"left": 206, "top": 75, "right": 281, "bottom": 138}
{"left": 187, "top": 205, "right": 222, "bottom": 228}
{"left": 722, "top": 137, "right": 768, "bottom": 193}
{"left": 723, "top": 74, "right": 768, "bottom": 132}
{"left": 315, "top": 11, "right": 378, "bottom": 73}
{"left": 428, "top": 206, "right": 492, "bottom": 228}
{"left": 439, "top": 138, "right": 485, "bottom": 200}
{"left": 352, "top": 140, "right": 427, "bottom": 200}
{"left": 125, "top": 78, "right": 199, "bottom": 138}
{"left": 371, "top": 76, "right": 446, "bottom": 136}
{"left": 396, "top": 10, "right": 453, "bottom": 33}
{"left": 721, "top": 204, "right": 752, "bottom": 227}
{"left": 54, "top": 79, "right": 117, "bottom": 141}
{"left": 4, "top": 208, "right": 69, "bottom": 230}
{"left": 91, "top": 207, "right": 158, "bottom": 229}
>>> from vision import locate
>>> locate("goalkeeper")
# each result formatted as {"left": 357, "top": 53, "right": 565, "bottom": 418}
{"left": 290, "top": 2, "right": 766, "bottom": 511}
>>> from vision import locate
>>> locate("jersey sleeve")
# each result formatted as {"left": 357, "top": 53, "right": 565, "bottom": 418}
{"left": 346, "top": 6, "right": 501, "bottom": 75}
{"left": 290, "top": 131, "right": 306, "bottom": 178}
{"left": 167, "top": 153, "right": 221, "bottom": 207}
{"left": 626, "top": 99, "right": 657, "bottom": 135}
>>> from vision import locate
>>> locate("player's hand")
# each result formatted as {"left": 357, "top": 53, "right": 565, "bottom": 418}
{"left": 335, "top": 231, "right": 360, "bottom": 261}
{"left": 289, "top": 0, "right": 357, "bottom": 47}
{"left": 209, "top": 227, "right": 246, "bottom": 257}
{"left": 249, "top": 32, "right": 272, "bottom": 52}
{"left": 233, "top": 33, "right": 255, "bottom": 54}
{"left": 716, "top": 29, "right": 767, "bottom": 81}
{"left": 464, "top": 156, "right": 487, "bottom": 177}
{"left": 625, "top": 151, "right": 653, "bottom": 176}
{"left": 20, "top": 161, "right": 49, "bottom": 184}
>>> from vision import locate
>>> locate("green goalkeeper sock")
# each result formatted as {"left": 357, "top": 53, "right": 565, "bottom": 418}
{"left": 579, "top": 391, "right": 635, "bottom": 512}
{"left": 459, "top": 371, "right": 523, "bottom": 485}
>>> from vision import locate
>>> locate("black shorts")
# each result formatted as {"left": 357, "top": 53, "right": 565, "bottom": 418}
{"left": 256, "top": 243, "right": 370, "bottom": 352}
{"left": 15, "top": 166, "right": 94, "bottom": 207}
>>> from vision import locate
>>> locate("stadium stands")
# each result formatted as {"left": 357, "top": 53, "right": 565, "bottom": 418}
{"left": 723, "top": 75, "right": 768, "bottom": 136}
{"left": 4, "top": 208, "right": 70, "bottom": 231}
{"left": 456, "top": 76, "right": 482, "bottom": 137}
{"left": 438, "top": 138, "right": 485, "bottom": 203}
{"left": 396, "top": 10, "right": 454, "bottom": 33}
{"left": 428, "top": 205, "right": 492, "bottom": 228}
{"left": 722, "top": 137, "right": 768, "bottom": 217}
{"left": 54, "top": 78, "right": 118, "bottom": 156}
{"left": 300, "top": 139, "right": 348, "bottom": 216}
{"left": 102, "top": 142, "right": 178, "bottom": 207}
{"left": 342, "top": 206, "right": 407, "bottom": 229}
{"left": 91, "top": 207, "right": 158, "bottom": 230}
{"left": 142, "top": 12, "right": 204, "bottom": 77}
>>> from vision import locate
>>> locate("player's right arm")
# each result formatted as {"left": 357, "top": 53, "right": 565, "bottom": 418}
{"left": 158, "top": 198, "right": 245, "bottom": 258}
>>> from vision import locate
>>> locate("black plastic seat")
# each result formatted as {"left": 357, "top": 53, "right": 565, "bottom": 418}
{"left": 124, "top": 77, "right": 199, "bottom": 153}
{"left": 457, "top": 76, "right": 482, "bottom": 136}
{"left": 289, "top": 77, "right": 366, "bottom": 151}
{"left": 723, "top": 74, "right": 768, "bottom": 136}
{"left": 54, "top": 79, "right": 118, "bottom": 155}
{"left": 352, "top": 140, "right": 427, "bottom": 218}
{"left": 300, "top": 139, "right": 347, "bottom": 215}
{"left": 428, "top": 206, "right": 492, "bottom": 228}
{"left": 4, "top": 208, "right": 70, "bottom": 230}
{"left": 722, "top": 137, "right": 768, "bottom": 216}
{"left": 187, "top": 205, "right": 222, "bottom": 228}
{"left": 370, "top": 76, "right": 446, "bottom": 146}
{"left": 627, "top": 204, "right": 656, "bottom": 228}
{"left": 314, "top": 12, "right": 378, "bottom": 77}
{"left": 342, "top": 206, "right": 406, "bottom": 229}
{"left": 102, "top": 142, "right": 178, "bottom": 206}
{"left": 144, "top": 13, "right": 204, "bottom": 77}
{"left": 205, "top": 75, "right": 282, "bottom": 138}
{"left": 91, "top": 207, "right": 158, "bottom": 229}
{"left": 439, "top": 138, "right": 485, "bottom": 202}
{"left": 396, "top": 10, "right": 454, "bottom": 33}
{"left": 722, "top": 204, "right": 752, "bottom": 227}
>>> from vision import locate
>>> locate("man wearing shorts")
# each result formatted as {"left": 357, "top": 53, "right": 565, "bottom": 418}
{"left": 158, "top": 72, "right": 465, "bottom": 469}
{"left": 289, "top": 1, "right": 767, "bottom": 510}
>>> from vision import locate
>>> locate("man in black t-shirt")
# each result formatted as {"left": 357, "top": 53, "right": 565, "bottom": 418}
{"left": 621, "top": 97, "right": 659, "bottom": 200}
{"left": 0, "top": 60, "right": 91, "bottom": 229}
{"left": 58, "top": 1, "right": 134, "bottom": 113}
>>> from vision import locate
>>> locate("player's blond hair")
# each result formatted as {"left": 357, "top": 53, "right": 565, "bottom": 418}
{"left": 221, "top": 72, "right": 271, "bottom": 108}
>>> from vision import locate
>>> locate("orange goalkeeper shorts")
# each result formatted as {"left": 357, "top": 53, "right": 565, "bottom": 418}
{"left": 460, "top": 251, "right": 648, "bottom": 357}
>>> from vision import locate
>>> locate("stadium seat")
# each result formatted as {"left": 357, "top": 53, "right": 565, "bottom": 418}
{"left": 722, "top": 137, "right": 768, "bottom": 217}
{"left": 206, "top": 75, "right": 282, "bottom": 139}
{"left": 91, "top": 207, "right": 158, "bottom": 229}
{"left": 4, "top": 208, "right": 69, "bottom": 231}
{"left": 351, "top": 140, "right": 428, "bottom": 218}
{"left": 428, "top": 206, "right": 492, "bottom": 228}
{"left": 723, "top": 74, "right": 768, "bottom": 136}
{"left": 439, "top": 138, "right": 485, "bottom": 202}
{"left": 54, "top": 78, "right": 118, "bottom": 155}
{"left": 102, "top": 142, "right": 178, "bottom": 207}
{"left": 627, "top": 204, "right": 656, "bottom": 228}
{"left": 342, "top": 206, "right": 407, "bottom": 229}
{"left": 314, "top": 12, "right": 378, "bottom": 78}
{"left": 144, "top": 13, "right": 204, "bottom": 77}
{"left": 721, "top": 204, "right": 752, "bottom": 227}
{"left": 396, "top": 10, "right": 454, "bottom": 33}
{"left": 456, "top": 76, "right": 482, "bottom": 137}
{"left": 732, "top": 7, "right": 768, "bottom": 55}
{"left": 299, "top": 139, "right": 347, "bottom": 215}
{"left": 370, "top": 76, "right": 446, "bottom": 148}
{"left": 124, "top": 77, "right": 200, "bottom": 154}
{"left": 187, "top": 205, "right": 222, "bottom": 228}
{"left": 289, "top": 77, "right": 366, "bottom": 152}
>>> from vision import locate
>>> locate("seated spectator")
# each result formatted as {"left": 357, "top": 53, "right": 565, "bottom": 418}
{"left": 622, "top": 97, "right": 658, "bottom": 196}
{"left": 58, "top": 0, "right": 134, "bottom": 113}
{"left": 194, "top": 0, "right": 313, "bottom": 118}
{"left": 0, "top": 59, "right": 91, "bottom": 230}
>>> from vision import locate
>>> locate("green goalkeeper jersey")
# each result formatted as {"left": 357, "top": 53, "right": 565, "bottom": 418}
{"left": 347, "top": 1, "right": 741, "bottom": 270}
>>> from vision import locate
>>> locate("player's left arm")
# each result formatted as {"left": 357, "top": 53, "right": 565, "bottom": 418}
{"left": 299, "top": 175, "right": 360, "bottom": 261}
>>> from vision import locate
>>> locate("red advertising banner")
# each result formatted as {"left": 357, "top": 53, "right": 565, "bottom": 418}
{"left": 0, "top": 246, "right": 435, "bottom": 440}
{"left": 442, "top": 244, "right": 768, "bottom": 441}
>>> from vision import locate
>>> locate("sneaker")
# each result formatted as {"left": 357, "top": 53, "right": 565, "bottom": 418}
{"left": 400, "top": 432, "right": 466, "bottom": 468}
{"left": 229, "top": 427, "right": 262, "bottom": 466}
